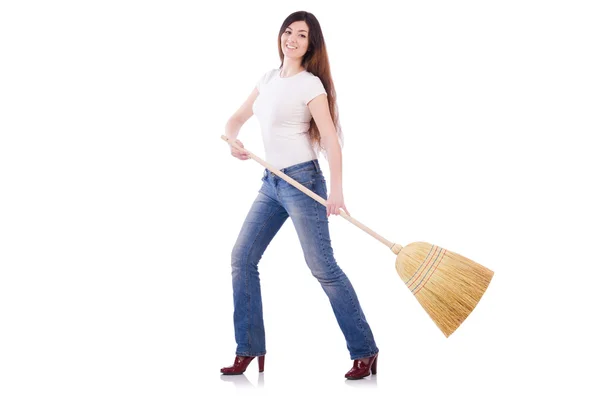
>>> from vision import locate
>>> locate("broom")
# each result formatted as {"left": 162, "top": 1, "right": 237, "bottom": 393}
{"left": 221, "top": 135, "right": 494, "bottom": 337}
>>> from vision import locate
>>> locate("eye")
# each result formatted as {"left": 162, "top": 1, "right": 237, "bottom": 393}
{"left": 284, "top": 30, "right": 291, "bottom": 35}
{"left": 300, "top": 34, "right": 306, "bottom": 38}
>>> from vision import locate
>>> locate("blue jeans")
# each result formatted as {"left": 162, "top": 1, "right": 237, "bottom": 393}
{"left": 230, "top": 159, "right": 379, "bottom": 360}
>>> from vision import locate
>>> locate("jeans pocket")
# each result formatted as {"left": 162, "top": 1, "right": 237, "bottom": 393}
{"left": 282, "top": 171, "right": 317, "bottom": 199}
{"left": 287, "top": 169, "right": 315, "bottom": 187}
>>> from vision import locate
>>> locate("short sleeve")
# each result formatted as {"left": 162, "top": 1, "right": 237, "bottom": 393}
{"left": 256, "top": 72, "right": 267, "bottom": 93}
{"left": 304, "top": 76, "right": 327, "bottom": 105}
{"left": 256, "top": 69, "right": 276, "bottom": 93}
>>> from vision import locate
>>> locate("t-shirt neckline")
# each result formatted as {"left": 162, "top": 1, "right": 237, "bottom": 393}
{"left": 278, "top": 68, "right": 307, "bottom": 79}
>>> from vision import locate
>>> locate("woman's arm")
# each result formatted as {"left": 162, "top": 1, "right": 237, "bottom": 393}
{"left": 308, "top": 94, "right": 349, "bottom": 216}
{"left": 225, "top": 87, "right": 259, "bottom": 160}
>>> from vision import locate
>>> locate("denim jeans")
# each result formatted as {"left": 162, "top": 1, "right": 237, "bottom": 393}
{"left": 230, "top": 159, "right": 379, "bottom": 360}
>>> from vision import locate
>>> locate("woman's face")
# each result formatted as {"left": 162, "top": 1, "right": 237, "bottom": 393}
{"left": 281, "top": 20, "right": 310, "bottom": 59}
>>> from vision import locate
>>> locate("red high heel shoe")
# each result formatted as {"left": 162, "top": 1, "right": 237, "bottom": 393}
{"left": 220, "top": 355, "right": 265, "bottom": 375}
{"left": 345, "top": 353, "right": 378, "bottom": 380}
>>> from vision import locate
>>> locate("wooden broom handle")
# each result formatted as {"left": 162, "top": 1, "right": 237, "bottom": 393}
{"left": 221, "top": 135, "right": 402, "bottom": 253}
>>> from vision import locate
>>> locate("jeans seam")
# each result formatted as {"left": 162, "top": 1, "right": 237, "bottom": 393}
{"left": 313, "top": 184, "right": 372, "bottom": 357}
{"left": 240, "top": 203, "right": 279, "bottom": 354}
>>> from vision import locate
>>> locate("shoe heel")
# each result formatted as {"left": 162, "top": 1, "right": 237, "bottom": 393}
{"left": 371, "top": 355, "right": 378, "bottom": 375}
{"left": 258, "top": 355, "right": 265, "bottom": 372}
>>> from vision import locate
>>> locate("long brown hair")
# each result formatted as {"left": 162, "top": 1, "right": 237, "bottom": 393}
{"left": 277, "top": 11, "right": 343, "bottom": 153}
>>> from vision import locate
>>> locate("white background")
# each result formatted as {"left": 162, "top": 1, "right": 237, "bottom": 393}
{"left": 1, "top": 0, "right": 599, "bottom": 396}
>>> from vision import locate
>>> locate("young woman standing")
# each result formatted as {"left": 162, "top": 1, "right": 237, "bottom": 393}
{"left": 221, "top": 11, "right": 379, "bottom": 380}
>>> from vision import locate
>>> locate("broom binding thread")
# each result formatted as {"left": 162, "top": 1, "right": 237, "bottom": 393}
{"left": 395, "top": 242, "right": 494, "bottom": 337}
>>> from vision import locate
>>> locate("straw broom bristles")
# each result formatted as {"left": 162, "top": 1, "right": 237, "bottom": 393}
{"left": 394, "top": 242, "right": 494, "bottom": 337}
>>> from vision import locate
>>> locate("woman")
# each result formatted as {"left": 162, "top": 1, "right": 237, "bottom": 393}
{"left": 221, "top": 11, "right": 379, "bottom": 380}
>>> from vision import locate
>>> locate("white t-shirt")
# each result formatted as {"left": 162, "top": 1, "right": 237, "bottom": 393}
{"left": 252, "top": 68, "right": 327, "bottom": 170}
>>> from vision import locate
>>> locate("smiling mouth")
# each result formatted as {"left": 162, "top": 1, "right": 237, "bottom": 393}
{"left": 286, "top": 44, "right": 297, "bottom": 50}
